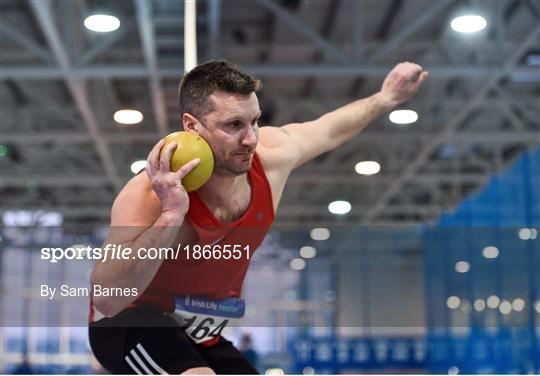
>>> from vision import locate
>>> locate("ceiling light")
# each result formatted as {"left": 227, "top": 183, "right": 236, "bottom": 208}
{"left": 450, "top": 15, "right": 487, "bottom": 33}
{"left": 114, "top": 109, "right": 143, "bottom": 124}
{"left": 499, "top": 300, "right": 512, "bottom": 315}
{"left": 389, "top": 109, "right": 418, "bottom": 125}
{"left": 290, "top": 258, "right": 306, "bottom": 271}
{"left": 487, "top": 295, "right": 500, "bottom": 309}
{"left": 265, "top": 368, "right": 285, "bottom": 375}
{"left": 328, "top": 200, "right": 351, "bottom": 215}
{"left": 512, "top": 298, "right": 525, "bottom": 312}
{"left": 519, "top": 228, "right": 532, "bottom": 240}
{"left": 3, "top": 210, "right": 63, "bottom": 226}
{"left": 482, "top": 246, "right": 499, "bottom": 259}
{"left": 310, "top": 227, "right": 330, "bottom": 240}
{"left": 446, "top": 296, "right": 460, "bottom": 309}
{"left": 84, "top": 14, "right": 120, "bottom": 33}
{"left": 299, "top": 246, "right": 316, "bottom": 259}
{"left": 355, "top": 161, "right": 381, "bottom": 175}
{"left": 455, "top": 261, "right": 470, "bottom": 273}
{"left": 517, "top": 228, "right": 536, "bottom": 240}
{"left": 130, "top": 160, "right": 147, "bottom": 174}
{"left": 474, "top": 299, "right": 485, "bottom": 312}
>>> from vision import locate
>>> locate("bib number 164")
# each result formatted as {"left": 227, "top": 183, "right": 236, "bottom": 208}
{"left": 184, "top": 315, "right": 229, "bottom": 342}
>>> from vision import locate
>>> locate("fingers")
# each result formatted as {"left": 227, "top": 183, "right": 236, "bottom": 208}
{"left": 159, "top": 141, "right": 178, "bottom": 172}
{"left": 399, "top": 62, "right": 428, "bottom": 89}
{"left": 404, "top": 62, "right": 422, "bottom": 80}
{"left": 174, "top": 158, "right": 201, "bottom": 180}
{"left": 146, "top": 139, "right": 165, "bottom": 176}
{"left": 419, "top": 71, "right": 429, "bottom": 85}
{"left": 411, "top": 71, "right": 429, "bottom": 92}
{"left": 390, "top": 62, "right": 425, "bottom": 86}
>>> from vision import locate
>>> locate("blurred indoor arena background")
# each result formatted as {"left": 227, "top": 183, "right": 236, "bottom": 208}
{"left": 1, "top": 0, "right": 539, "bottom": 374}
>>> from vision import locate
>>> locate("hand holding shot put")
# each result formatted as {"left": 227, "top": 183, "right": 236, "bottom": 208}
{"left": 89, "top": 60, "right": 428, "bottom": 374}
{"left": 146, "top": 138, "right": 201, "bottom": 217}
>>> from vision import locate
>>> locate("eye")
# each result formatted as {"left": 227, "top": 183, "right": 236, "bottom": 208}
{"left": 229, "top": 121, "right": 242, "bottom": 128}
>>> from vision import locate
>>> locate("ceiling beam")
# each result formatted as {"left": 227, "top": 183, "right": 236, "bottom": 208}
{"left": 0, "top": 204, "right": 441, "bottom": 219}
{"left": 28, "top": 0, "right": 123, "bottom": 192}
{"left": 494, "top": 86, "right": 540, "bottom": 126}
{"left": 2, "top": 176, "right": 112, "bottom": 187}
{"left": 287, "top": 173, "right": 489, "bottom": 185}
{"left": 0, "top": 21, "right": 51, "bottom": 63}
{"left": 369, "top": 0, "right": 452, "bottom": 62}
{"left": 362, "top": 24, "right": 540, "bottom": 224}
{"left": 12, "top": 83, "right": 80, "bottom": 125}
{"left": 0, "top": 171, "right": 490, "bottom": 188}
{"left": 300, "top": 0, "right": 342, "bottom": 98}
{"left": 3, "top": 64, "right": 538, "bottom": 80}
{"left": 3, "top": 131, "right": 538, "bottom": 145}
{"left": 206, "top": 0, "right": 221, "bottom": 59}
{"left": 375, "top": 0, "right": 403, "bottom": 40}
{"left": 274, "top": 219, "right": 428, "bottom": 227}
{"left": 135, "top": 0, "right": 169, "bottom": 136}
{"left": 76, "top": 20, "right": 135, "bottom": 66}
{"left": 254, "top": 0, "right": 351, "bottom": 62}
{"left": 351, "top": 0, "right": 363, "bottom": 60}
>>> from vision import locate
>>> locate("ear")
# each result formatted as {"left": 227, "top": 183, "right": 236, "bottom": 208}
{"left": 182, "top": 113, "right": 201, "bottom": 133}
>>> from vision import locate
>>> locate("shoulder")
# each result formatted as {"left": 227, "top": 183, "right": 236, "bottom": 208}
{"left": 110, "top": 171, "right": 161, "bottom": 227}
{"left": 256, "top": 125, "right": 300, "bottom": 173}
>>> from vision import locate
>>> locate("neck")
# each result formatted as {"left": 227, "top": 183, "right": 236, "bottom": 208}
{"left": 196, "top": 170, "right": 249, "bottom": 206}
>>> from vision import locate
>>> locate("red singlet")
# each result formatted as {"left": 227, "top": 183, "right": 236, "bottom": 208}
{"left": 90, "top": 152, "right": 274, "bottom": 322}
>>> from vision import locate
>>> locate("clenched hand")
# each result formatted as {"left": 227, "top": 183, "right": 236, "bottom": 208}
{"left": 379, "top": 62, "right": 429, "bottom": 107}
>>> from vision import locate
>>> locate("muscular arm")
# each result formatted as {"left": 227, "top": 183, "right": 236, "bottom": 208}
{"left": 91, "top": 139, "right": 200, "bottom": 317}
{"left": 90, "top": 175, "right": 186, "bottom": 317}
{"left": 283, "top": 92, "right": 393, "bottom": 167}
{"left": 263, "top": 62, "right": 428, "bottom": 169}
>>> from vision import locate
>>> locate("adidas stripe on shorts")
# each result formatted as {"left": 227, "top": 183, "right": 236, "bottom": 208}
{"left": 89, "top": 306, "right": 258, "bottom": 374}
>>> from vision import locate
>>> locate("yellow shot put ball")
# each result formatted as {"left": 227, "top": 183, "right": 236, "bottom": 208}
{"left": 162, "top": 131, "right": 214, "bottom": 192}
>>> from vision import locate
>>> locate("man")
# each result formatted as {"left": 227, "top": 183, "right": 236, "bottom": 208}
{"left": 89, "top": 60, "right": 427, "bottom": 374}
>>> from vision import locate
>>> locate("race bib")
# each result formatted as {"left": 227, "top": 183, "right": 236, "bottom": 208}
{"left": 174, "top": 295, "right": 245, "bottom": 344}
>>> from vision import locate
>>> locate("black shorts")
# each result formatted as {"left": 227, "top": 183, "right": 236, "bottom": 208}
{"left": 89, "top": 306, "right": 258, "bottom": 374}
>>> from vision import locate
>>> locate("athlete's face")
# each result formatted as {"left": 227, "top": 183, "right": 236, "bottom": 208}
{"left": 190, "top": 91, "right": 261, "bottom": 176}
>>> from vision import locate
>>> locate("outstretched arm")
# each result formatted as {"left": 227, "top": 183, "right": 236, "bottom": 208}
{"left": 278, "top": 62, "right": 428, "bottom": 168}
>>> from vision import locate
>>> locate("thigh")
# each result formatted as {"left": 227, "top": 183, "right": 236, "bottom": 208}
{"left": 89, "top": 308, "right": 210, "bottom": 374}
{"left": 197, "top": 337, "right": 258, "bottom": 374}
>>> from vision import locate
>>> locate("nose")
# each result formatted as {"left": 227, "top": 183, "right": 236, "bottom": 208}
{"left": 241, "top": 126, "right": 257, "bottom": 149}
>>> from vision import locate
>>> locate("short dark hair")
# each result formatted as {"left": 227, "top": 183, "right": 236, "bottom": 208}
{"left": 178, "top": 60, "right": 262, "bottom": 119}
